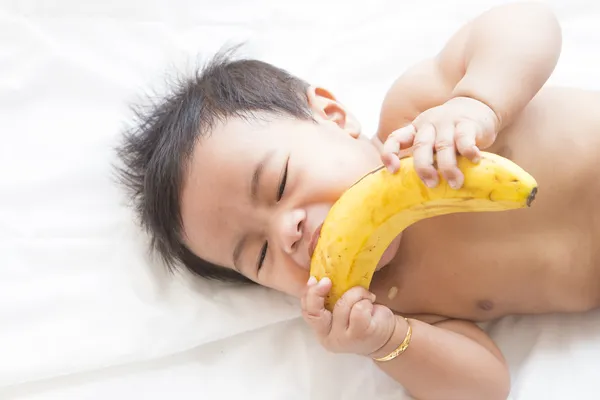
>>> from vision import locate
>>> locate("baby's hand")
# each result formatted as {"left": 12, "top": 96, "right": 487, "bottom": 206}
{"left": 382, "top": 97, "right": 500, "bottom": 189}
{"left": 301, "top": 277, "right": 396, "bottom": 357}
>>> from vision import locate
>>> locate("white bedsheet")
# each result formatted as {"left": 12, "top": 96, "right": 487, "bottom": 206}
{"left": 1, "top": 0, "right": 599, "bottom": 399}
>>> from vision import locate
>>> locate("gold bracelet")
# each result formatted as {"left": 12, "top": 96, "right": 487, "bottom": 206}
{"left": 373, "top": 317, "right": 412, "bottom": 362}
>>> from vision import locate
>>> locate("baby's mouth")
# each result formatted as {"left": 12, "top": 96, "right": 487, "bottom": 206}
{"left": 307, "top": 223, "right": 323, "bottom": 259}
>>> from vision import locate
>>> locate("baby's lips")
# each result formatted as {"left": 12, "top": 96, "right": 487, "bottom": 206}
{"left": 307, "top": 223, "right": 323, "bottom": 259}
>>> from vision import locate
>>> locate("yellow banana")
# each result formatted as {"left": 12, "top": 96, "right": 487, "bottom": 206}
{"left": 309, "top": 152, "right": 538, "bottom": 311}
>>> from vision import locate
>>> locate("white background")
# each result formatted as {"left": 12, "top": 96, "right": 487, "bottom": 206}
{"left": 1, "top": 0, "right": 600, "bottom": 399}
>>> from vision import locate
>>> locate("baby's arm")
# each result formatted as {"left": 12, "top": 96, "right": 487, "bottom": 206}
{"left": 375, "top": 2, "right": 561, "bottom": 145}
{"left": 449, "top": 2, "right": 561, "bottom": 129}
{"left": 302, "top": 280, "right": 509, "bottom": 400}
{"left": 372, "top": 316, "right": 509, "bottom": 400}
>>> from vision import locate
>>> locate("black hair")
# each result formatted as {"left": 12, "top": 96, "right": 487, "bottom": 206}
{"left": 115, "top": 48, "right": 312, "bottom": 283}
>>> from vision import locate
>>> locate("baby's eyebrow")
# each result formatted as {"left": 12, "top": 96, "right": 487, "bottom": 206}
{"left": 251, "top": 150, "right": 275, "bottom": 202}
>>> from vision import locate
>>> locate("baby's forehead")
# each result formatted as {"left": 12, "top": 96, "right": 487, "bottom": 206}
{"left": 203, "top": 114, "right": 279, "bottom": 145}
{"left": 195, "top": 115, "right": 307, "bottom": 164}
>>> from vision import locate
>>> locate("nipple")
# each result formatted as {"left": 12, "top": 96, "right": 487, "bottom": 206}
{"left": 477, "top": 299, "right": 495, "bottom": 311}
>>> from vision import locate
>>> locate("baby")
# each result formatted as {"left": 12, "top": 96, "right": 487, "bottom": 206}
{"left": 116, "top": 3, "right": 600, "bottom": 399}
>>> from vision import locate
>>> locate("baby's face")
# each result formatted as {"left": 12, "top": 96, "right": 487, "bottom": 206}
{"left": 180, "top": 110, "right": 383, "bottom": 298}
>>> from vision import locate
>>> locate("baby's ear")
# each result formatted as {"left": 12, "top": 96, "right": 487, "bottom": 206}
{"left": 306, "top": 86, "right": 361, "bottom": 138}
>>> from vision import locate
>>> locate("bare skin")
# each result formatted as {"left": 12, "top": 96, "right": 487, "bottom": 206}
{"left": 180, "top": 3, "right": 600, "bottom": 399}
{"left": 372, "top": 85, "right": 600, "bottom": 323}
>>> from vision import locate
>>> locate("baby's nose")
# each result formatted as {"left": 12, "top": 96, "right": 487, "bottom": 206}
{"left": 282, "top": 209, "right": 305, "bottom": 254}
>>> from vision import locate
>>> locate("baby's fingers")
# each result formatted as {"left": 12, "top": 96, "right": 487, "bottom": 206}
{"left": 347, "top": 298, "right": 375, "bottom": 338}
{"left": 331, "top": 286, "right": 376, "bottom": 334}
{"left": 382, "top": 125, "right": 416, "bottom": 173}
{"left": 412, "top": 123, "right": 438, "bottom": 187}
{"left": 455, "top": 121, "right": 481, "bottom": 163}
{"left": 301, "top": 277, "right": 333, "bottom": 337}
{"left": 435, "top": 122, "right": 463, "bottom": 189}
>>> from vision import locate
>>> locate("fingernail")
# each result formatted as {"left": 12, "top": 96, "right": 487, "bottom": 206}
{"left": 384, "top": 157, "right": 399, "bottom": 174}
{"left": 449, "top": 180, "right": 459, "bottom": 189}
{"left": 318, "top": 277, "right": 330, "bottom": 287}
{"left": 425, "top": 179, "right": 437, "bottom": 188}
{"left": 472, "top": 147, "right": 481, "bottom": 163}
{"left": 307, "top": 276, "right": 317, "bottom": 286}
{"left": 401, "top": 124, "right": 416, "bottom": 134}
{"left": 371, "top": 293, "right": 377, "bottom": 302}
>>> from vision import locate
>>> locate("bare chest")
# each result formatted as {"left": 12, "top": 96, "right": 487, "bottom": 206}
{"left": 372, "top": 215, "right": 599, "bottom": 321}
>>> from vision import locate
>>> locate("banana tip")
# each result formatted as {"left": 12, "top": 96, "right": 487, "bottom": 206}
{"left": 527, "top": 187, "right": 538, "bottom": 207}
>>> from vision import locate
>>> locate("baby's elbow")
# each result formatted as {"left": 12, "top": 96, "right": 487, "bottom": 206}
{"left": 517, "top": 2, "right": 562, "bottom": 40}
{"left": 463, "top": 369, "right": 511, "bottom": 400}
{"left": 411, "top": 366, "right": 511, "bottom": 400}
{"left": 469, "top": 359, "right": 511, "bottom": 400}
{"left": 500, "top": 2, "right": 563, "bottom": 64}
{"left": 491, "top": 364, "right": 511, "bottom": 400}
{"left": 490, "top": 2, "right": 561, "bottom": 36}
{"left": 534, "top": 2, "right": 562, "bottom": 43}
{"left": 504, "top": 1, "right": 557, "bottom": 20}
{"left": 478, "top": 354, "right": 511, "bottom": 400}
{"left": 463, "top": 371, "right": 511, "bottom": 400}
{"left": 460, "top": 362, "right": 512, "bottom": 400}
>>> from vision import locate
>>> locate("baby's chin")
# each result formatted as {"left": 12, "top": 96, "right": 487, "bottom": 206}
{"left": 375, "top": 257, "right": 391, "bottom": 272}
{"left": 375, "top": 234, "right": 403, "bottom": 271}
